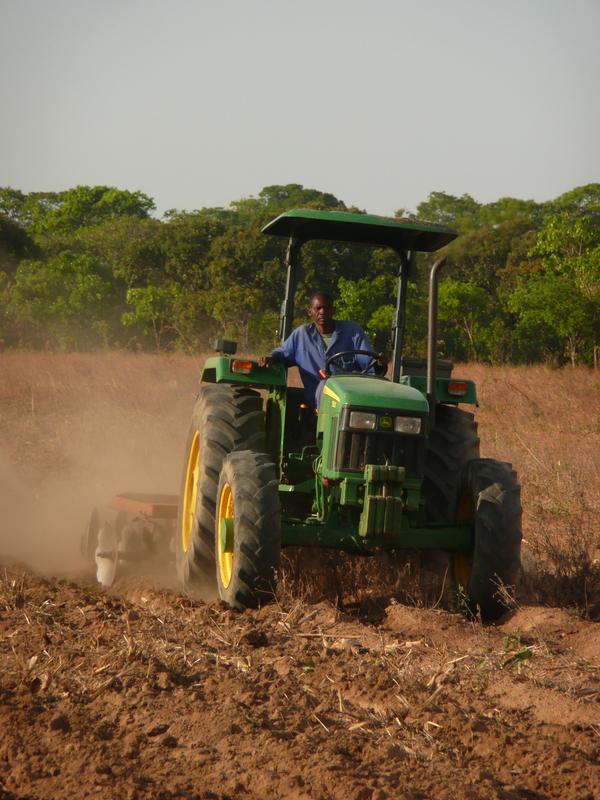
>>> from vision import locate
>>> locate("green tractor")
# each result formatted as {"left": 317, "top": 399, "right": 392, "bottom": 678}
{"left": 176, "top": 209, "right": 522, "bottom": 621}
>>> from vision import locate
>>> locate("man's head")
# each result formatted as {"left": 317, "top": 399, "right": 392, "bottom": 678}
{"left": 308, "top": 292, "right": 334, "bottom": 333}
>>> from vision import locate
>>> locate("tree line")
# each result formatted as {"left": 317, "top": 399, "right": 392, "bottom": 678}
{"left": 0, "top": 182, "right": 598, "bottom": 365}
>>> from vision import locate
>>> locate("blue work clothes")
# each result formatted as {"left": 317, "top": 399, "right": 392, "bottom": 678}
{"left": 270, "top": 320, "right": 380, "bottom": 407}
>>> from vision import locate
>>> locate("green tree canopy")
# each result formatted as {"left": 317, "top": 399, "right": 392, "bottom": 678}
{"left": 0, "top": 181, "right": 598, "bottom": 365}
{"left": 6, "top": 253, "right": 114, "bottom": 348}
{"left": 0, "top": 185, "right": 155, "bottom": 234}
{"left": 415, "top": 191, "right": 481, "bottom": 233}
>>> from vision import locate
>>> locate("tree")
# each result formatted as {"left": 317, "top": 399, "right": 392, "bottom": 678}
{"left": 0, "top": 188, "right": 28, "bottom": 222}
{"left": 231, "top": 184, "right": 347, "bottom": 220}
{"left": 0, "top": 188, "right": 62, "bottom": 229}
{"left": 0, "top": 213, "right": 37, "bottom": 274}
{"left": 122, "top": 284, "right": 181, "bottom": 350}
{"left": 6, "top": 253, "right": 114, "bottom": 348}
{"left": 161, "top": 213, "right": 227, "bottom": 288}
{"left": 32, "top": 185, "right": 155, "bottom": 234}
{"left": 508, "top": 208, "right": 600, "bottom": 364}
{"left": 0, "top": 185, "right": 156, "bottom": 234}
{"left": 206, "top": 223, "right": 284, "bottom": 319}
{"left": 547, "top": 183, "right": 600, "bottom": 218}
{"left": 336, "top": 274, "right": 395, "bottom": 349}
{"left": 532, "top": 213, "right": 600, "bottom": 302}
{"left": 478, "top": 196, "right": 542, "bottom": 228}
{"left": 437, "top": 280, "right": 495, "bottom": 361}
{"left": 0, "top": 179, "right": 597, "bottom": 361}
{"left": 67, "top": 216, "right": 165, "bottom": 289}
{"left": 443, "top": 219, "right": 537, "bottom": 295}
{"left": 415, "top": 191, "right": 481, "bottom": 233}
{"left": 508, "top": 274, "right": 593, "bottom": 366}
{"left": 202, "top": 285, "right": 266, "bottom": 348}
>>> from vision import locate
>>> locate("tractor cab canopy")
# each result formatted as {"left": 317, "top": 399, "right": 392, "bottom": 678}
{"left": 262, "top": 207, "right": 458, "bottom": 387}
{"left": 262, "top": 209, "right": 457, "bottom": 252}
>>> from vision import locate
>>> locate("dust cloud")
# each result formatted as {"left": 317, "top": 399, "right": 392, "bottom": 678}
{"left": 0, "top": 353, "right": 200, "bottom": 580}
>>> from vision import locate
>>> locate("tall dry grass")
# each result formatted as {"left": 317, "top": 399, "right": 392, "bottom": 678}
{"left": 0, "top": 353, "right": 598, "bottom": 613}
{"left": 462, "top": 363, "right": 600, "bottom": 613}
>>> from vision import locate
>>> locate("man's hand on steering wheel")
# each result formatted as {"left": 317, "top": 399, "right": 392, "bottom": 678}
{"left": 324, "top": 349, "right": 389, "bottom": 377}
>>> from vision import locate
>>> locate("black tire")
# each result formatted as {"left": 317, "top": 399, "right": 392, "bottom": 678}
{"left": 215, "top": 451, "right": 281, "bottom": 610}
{"left": 176, "top": 384, "right": 265, "bottom": 594}
{"left": 458, "top": 458, "right": 522, "bottom": 622}
{"left": 423, "top": 404, "right": 480, "bottom": 523}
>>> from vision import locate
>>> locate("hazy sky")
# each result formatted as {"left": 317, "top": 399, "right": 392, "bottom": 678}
{"left": 1, "top": 0, "right": 599, "bottom": 216}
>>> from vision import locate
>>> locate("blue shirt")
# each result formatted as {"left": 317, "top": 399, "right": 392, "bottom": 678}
{"left": 270, "top": 320, "right": 379, "bottom": 406}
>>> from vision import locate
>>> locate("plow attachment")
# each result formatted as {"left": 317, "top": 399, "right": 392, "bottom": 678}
{"left": 81, "top": 493, "right": 179, "bottom": 587}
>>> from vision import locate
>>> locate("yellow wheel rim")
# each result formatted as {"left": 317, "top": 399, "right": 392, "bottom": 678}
{"left": 181, "top": 431, "right": 200, "bottom": 553}
{"left": 453, "top": 488, "right": 474, "bottom": 589}
{"left": 217, "top": 482, "right": 234, "bottom": 589}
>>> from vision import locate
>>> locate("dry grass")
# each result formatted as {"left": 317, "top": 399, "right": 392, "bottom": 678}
{"left": 463, "top": 363, "right": 600, "bottom": 614}
{"left": 0, "top": 353, "right": 598, "bottom": 613}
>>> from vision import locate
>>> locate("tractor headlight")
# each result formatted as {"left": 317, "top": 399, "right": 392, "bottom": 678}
{"left": 349, "top": 411, "right": 377, "bottom": 431}
{"left": 394, "top": 416, "right": 421, "bottom": 435}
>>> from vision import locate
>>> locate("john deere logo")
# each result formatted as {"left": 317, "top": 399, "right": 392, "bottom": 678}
{"left": 379, "top": 415, "right": 392, "bottom": 430}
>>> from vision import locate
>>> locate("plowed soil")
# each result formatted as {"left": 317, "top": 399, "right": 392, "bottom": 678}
{"left": 1, "top": 354, "right": 599, "bottom": 799}
{"left": 0, "top": 565, "right": 599, "bottom": 800}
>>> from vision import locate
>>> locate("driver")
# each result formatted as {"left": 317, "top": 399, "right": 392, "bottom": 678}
{"left": 259, "top": 291, "right": 388, "bottom": 407}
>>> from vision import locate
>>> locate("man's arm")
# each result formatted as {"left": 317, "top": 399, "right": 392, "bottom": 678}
{"left": 353, "top": 324, "right": 389, "bottom": 375}
{"left": 258, "top": 329, "right": 299, "bottom": 368}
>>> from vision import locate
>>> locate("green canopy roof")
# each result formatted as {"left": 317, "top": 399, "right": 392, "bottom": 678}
{"left": 262, "top": 209, "right": 457, "bottom": 252}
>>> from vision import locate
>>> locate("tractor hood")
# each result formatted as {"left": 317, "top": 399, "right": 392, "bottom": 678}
{"left": 321, "top": 375, "right": 428, "bottom": 413}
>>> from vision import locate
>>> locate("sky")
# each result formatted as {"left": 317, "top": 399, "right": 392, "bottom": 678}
{"left": 1, "top": 0, "right": 599, "bottom": 217}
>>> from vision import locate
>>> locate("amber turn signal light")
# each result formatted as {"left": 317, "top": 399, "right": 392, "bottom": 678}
{"left": 231, "top": 360, "right": 254, "bottom": 375}
{"left": 447, "top": 381, "right": 468, "bottom": 396}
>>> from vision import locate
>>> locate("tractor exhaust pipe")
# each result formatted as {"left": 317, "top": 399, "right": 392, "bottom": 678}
{"left": 427, "top": 257, "right": 447, "bottom": 427}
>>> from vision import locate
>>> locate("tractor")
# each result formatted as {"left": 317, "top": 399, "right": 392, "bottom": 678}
{"left": 177, "top": 209, "right": 521, "bottom": 621}
{"left": 85, "top": 209, "right": 522, "bottom": 622}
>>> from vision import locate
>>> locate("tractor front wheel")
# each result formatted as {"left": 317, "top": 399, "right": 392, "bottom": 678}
{"left": 456, "top": 458, "right": 522, "bottom": 622}
{"left": 176, "top": 384, "right": 264, "bottom": 596}
{"left": 215, "top": 451, "right": 281, "bottom": 610}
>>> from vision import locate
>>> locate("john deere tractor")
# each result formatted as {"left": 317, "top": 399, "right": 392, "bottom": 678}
{"left": 176, "top": 209, "right": 522, "bottom": 621}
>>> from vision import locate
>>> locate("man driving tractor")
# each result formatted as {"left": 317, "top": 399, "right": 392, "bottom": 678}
{"left": 259, "top": 291, "right": 389, "bottom": 407}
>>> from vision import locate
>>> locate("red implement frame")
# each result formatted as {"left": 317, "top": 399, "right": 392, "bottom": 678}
{"left": 110, "top": 492, "right": 179, "bottom": 519}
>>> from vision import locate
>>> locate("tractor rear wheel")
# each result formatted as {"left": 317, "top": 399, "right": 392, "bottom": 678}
{"left": 423, "top": 404, "right": 480, "bottom": 523}
{"left": 215, "top": 451, "right": 281, "bottom": 610}
{"left": 455, "top": 458, "right": 522, "bottom": 622}
{"left": 176, "top": 384, "right": 265, "bottom": 595}
{"left": 420, "top": 404, "right": 479, "bottom": 586}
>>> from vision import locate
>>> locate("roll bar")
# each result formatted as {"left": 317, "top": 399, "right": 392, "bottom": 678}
{"left": 279, "top": 237, "right": 448, "bottom": 424}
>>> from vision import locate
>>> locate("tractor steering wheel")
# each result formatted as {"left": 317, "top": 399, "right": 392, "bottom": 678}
{"left": 324, "top": 349, "right": 381, "bottom": 377}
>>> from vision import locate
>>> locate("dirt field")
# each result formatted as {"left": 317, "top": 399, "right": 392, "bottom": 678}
{"left": 0, "top": 353, "right": 599, "bottom": 799}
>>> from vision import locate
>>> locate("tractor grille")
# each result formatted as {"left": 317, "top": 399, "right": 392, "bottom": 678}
{"left": 334, "top": 430, "right": 423, "bottom": 475}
